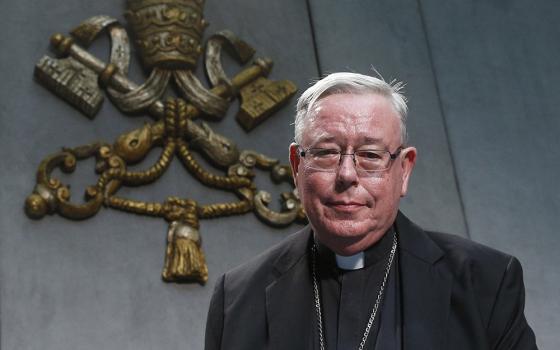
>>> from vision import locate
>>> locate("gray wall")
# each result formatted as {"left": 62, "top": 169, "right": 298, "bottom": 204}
{"left": 0, "top": 0, "right": 558, "bottom": 349}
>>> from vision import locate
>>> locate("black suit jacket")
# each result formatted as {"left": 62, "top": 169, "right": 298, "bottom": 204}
{"left": 205, "top": 212, "right": 537, "bottom": 350}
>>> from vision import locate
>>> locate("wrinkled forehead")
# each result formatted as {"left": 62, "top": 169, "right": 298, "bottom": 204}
{"left": 303, "top": 93, "right": 401, "bottom": 147}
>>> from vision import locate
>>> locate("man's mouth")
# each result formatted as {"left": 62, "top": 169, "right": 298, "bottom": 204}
{"left": 326, "top": 201, "right": 366, "bottom": 212}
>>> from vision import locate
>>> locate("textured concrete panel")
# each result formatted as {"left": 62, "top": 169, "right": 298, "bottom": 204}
{"left": 419, "top": 0, "right": 560, "bottom": 347}
{"left": 308, "top": 0, "right": 469, "bottom": 237}
{"left": 0, "top": 0, "right": 316, "bottom": 349}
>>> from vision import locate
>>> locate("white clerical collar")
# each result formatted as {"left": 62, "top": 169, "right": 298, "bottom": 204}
{"left": 335, "top": 251, "right": 365, "bottom": 270}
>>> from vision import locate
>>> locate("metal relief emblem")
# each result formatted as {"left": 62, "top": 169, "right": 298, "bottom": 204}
{"left": 25, "top": 0, "right": 305, "bottom": 284}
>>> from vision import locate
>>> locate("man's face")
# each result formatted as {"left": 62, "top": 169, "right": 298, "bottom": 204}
{"left": 289, "top": 93, "right": 416, "bottom": 255}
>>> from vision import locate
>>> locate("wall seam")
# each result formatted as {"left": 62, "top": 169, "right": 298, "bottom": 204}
{"left": 305, "top": 0, "right": 323, "bottom": 77}
{"left": 416, "top": 0, "right": 471, "bottom": 238}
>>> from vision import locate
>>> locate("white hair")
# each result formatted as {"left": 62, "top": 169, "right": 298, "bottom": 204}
{"left": 294, "top": 72, "right": 409, "bottom": 145}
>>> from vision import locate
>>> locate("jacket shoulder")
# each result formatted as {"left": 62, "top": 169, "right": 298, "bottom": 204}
{"left": 222, "top": 226, "right": 310, "bottom": 298}
{"left": 427, "top": 231, "right": 519, "bottom": 326}
{"left": 426, "top": 230, "right": 513, "bottom": 271}
{"left": 424, "top": 231, "right": 536, "bottom": 346}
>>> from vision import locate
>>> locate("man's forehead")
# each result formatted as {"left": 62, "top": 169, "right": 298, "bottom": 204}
{"left": 311, "top": 97, "right": 373, "bottom": 115}
{"left": 308, "top": 108, "right": 377, "bottom": 124}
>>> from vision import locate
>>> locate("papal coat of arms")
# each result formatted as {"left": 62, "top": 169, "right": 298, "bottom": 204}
{"left": 25, "top": 0, "right": 306, "bottom": 284}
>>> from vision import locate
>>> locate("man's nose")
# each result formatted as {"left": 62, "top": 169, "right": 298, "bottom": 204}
{"left": 335, "top": 154, "right": 359, "bottom": 188}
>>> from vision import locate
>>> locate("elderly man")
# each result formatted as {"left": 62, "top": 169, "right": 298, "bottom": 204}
{"left": 205, "top": 72, "right": 537, "bottom": 349}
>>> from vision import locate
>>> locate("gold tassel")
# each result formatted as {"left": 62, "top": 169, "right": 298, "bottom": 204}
{"left": 162, "top": 221, "right": 208, "bottom": 284}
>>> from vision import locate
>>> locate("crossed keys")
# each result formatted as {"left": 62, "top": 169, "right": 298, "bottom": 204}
{"left": 25, "top": 0, "right": 305, "bottom": 284}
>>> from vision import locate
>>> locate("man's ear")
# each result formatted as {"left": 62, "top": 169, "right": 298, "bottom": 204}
{"left": 400, "top": 146, "right": 417, "bottom": 197}
{"left": 289, "top": 143, "right": 300, "bottom": 187}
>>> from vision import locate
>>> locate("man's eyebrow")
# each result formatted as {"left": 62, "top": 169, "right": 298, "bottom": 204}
{"left": 360, "top": 136, "right": 384, "bottom": 144}
{"left": 309, "top": 134, "right": 337, "bottom": 145}
{"left": 314, "top": 135, "right": 337, "bottom": 143}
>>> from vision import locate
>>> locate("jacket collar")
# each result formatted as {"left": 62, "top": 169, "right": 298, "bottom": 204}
{"left": 395, "top": 211, "right": 445, "bottom": 264}
{"left": 395, "top": 211, "right": 453, "bottom": 350}
{"left": 269, "top": 225, "right": 312, "bottom": 276}
{"left": 265, "top": 225, "right": 314, "bottom": 349}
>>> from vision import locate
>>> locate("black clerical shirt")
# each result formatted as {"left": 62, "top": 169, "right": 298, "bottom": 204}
{"left": 314, "top": 228, "right": 401, "bottom": 350}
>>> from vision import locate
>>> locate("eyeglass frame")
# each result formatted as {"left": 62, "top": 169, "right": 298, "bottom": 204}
{"left": 297, "top": 145, "right": 404, "bottom": 173}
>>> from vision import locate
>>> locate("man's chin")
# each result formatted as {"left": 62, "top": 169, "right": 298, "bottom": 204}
{"left": 312, "top": 219, "right": 387, "bottom": 251}
{"left": 316, "top": 221, "right": 371, "bottom": 242}
{"left": 330, "top": 216, "right": 371, "bottom": 230}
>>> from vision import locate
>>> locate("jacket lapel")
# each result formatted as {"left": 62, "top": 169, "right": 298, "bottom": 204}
{"left": 265, "top": 226, "right": 314, "bottom": 350}
{"left": 396, "top": 212, "right": 453, "bottom": 350}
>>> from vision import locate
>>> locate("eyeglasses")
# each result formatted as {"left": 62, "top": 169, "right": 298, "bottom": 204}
{"left": 298, "top": 146, "right": 403, "bottom": 173}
